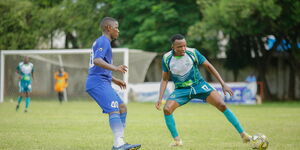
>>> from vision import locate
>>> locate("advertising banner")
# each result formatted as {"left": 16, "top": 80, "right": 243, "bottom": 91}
{"left": 129, "top": 82, "right": 257, "bottom": 104}
{"left": 129, "top": 82, "right": 174, "bottom": 102}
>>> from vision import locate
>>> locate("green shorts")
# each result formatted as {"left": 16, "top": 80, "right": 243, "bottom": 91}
{"left": 167, "top": 81, "right": 215, "bottom": 105}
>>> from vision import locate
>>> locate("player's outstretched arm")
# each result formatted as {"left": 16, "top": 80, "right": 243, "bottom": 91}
{"left": 202, "top": 60, "right": 233, "bottom": 96}
{"left": 93, "top": 58, "right": 128, "bottom": 73}
{"left": 155, "top": 71, "right": 169, "bottom": 111}
{"left": 112, "top": 76, "right": 126, "bottom": 90}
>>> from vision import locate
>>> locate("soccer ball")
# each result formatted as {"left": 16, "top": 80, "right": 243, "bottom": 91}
{"left": 250, "top": 133, "right": 269, "bottom": 150}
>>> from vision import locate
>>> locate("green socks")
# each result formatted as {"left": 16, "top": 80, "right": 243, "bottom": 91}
{"left": 17, "top": 96, "right": 23, "bottom": 104}
{"left": 164, "top": 114, "right": 179, "bottom": 138}
{"left": 223, "top": 108, "right": 244, "bottom": 133}
{"left": 25, "top": 97, "right": 30, "bottom": 109}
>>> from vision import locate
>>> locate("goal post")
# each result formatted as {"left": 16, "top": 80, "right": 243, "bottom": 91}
{"left": 0, "top": 48, "right": 129, "bottom": 103}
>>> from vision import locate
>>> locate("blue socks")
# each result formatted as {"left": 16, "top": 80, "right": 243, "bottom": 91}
{"left": 25, "top": 97, "right": 30, "bottom": 109}
{"left": 223, "top": 108, "right": 244, "bottom": 133}
{"left": 109, "top": 113, "right": 125, "bottom": 147}
{"left": 17, "top": 96, "right": 22, "bottom": 104}
{"left": 120, "top": 112, "right": 127, "bottom": 128}
{"left": 164, "top": 114, "right": 179, "bottom": 138}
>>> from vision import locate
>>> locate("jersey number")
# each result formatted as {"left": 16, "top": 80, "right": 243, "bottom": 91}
{"left": 111, "top": 101, "right": 119, "bottom": 108}
{"left": 201, "top": 85, "right": 209, "bottom": 91}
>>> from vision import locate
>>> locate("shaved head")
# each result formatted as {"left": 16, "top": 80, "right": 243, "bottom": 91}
{"left": 100, "top": 17, "right": 118, "bottom": 32}
{"left": 23, "top": 56, "right": 29, "bottom": 64}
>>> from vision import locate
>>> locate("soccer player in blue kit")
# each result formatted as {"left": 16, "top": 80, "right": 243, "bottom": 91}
{"left": 155, "top": 34, "right": 252, "bottom": 147}
{"left": 85, "top": 17, "right": 141, "bottom": 150}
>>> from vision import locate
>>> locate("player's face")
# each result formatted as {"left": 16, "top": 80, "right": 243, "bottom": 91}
{"left": 172, "top": 39, "right": 187, "bottom": 56}
{"left": 23, "top": 56, "right": 29, "bottom": 64}
{"left": 109, "top": 22, "right": 119, "bottom": 40}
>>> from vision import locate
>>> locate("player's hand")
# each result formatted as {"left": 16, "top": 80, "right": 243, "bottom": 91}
{"left": 115, "top": 65, "right": 128, "bottom": 73}
{"left": 222, "top": 84, "right": 233, "bottom": 96}
{"left": 113, "top": 79, "right": 127, "bottom": 89}
{"left": 155, "top": 100, "right": 162, "bottom": 111}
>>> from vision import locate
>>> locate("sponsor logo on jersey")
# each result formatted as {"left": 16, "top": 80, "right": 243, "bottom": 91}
{"left": 170, "top": 94, "right": 176, "bottom": 98}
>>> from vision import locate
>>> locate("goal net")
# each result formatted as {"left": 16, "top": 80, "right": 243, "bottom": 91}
{"left": 0, "top": 49, "right": 157, "bottom": 103}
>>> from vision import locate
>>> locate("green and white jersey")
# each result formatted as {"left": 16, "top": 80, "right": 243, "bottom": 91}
{"left": 162, "top": 48, "right": 206, "bottom": 89}
{"left": 16, "top": 62, "right": 34, "bottom": 82}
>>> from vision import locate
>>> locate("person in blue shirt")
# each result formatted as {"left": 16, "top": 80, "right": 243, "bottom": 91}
{"left": 245, "top": 73, "right": 258, "bottom": 103}
{"left": 155, "top": 34, "right": 252, "bottom": 147}
{"left": 245, "top": 73, "right": 257, "bottom": 83}
{"left": 85, "top": 17, "right": 141, "bottom": 150}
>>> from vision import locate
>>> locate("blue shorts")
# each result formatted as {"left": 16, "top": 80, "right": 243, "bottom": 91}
{"left": 167, "top": 81, "right": 215, "bottom": 105}
{"left": 19, "top": 80, "right": 32, "bottom": 93}
{"left": 86, "top": 82, "right": 123, "bottom": 114}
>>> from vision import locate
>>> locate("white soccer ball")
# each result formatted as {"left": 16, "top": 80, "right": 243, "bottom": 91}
{"left": 250, "top": 133, "right": 269, "bottom": 150}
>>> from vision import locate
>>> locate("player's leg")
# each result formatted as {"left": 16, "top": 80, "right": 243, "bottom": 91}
{"left": 24, "top": 83, "right": 32, "bottom": 112}
{"left": 88, "top": 88, "right": 125, "bottom": 148}
{"left": 163, "top": 100, "right": 182, "bottom": 146}
{"left": 109, "top": 111, "right": 125, "bottom": 149}
{"left": 117, "top": 93, "right": 127, "bottom": 128}
{"left": 16, "top": 82, "right": 23, "bottom": 111}
{"left": 58, "top": 92, "right": 63, "bottom": 103}
{"left": 206, "top": 90, "right": 251, "bottom": 143}
{"left": 16, "top": 93, "right": 24, "bottom": 111}
{"left": 109, "top": 111, "right": 140, "bottom": 150}
{"left": 115, "top": 93, "right": 141, "bottom": 150}
{"left": 24, "top": 92, "right": 30, "bottom": 112}
{"left": 87, "top": 85, "right": 140, "bottom": 149}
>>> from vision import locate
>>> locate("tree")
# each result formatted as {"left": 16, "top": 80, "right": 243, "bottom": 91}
{"left": 108, "top": 0, "right": 201, "bottom": 52}
{"left": 189, "top": 0, "right": 299, "bottom": 99}
{"left": 0, "top": 0, "right": 41, "bottom": 49}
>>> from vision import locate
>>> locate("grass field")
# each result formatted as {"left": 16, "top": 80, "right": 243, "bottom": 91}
{"left": 0, "top": 100, "right": 300, "bottom": 150}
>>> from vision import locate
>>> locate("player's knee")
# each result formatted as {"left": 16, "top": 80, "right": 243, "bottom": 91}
{"left": 119, "top": 104, "right": 127, "bottom": 113}
{"left": 163, "top": 106, "right": 172, "bottom": 115}
{"left": 218, "top": 103, "right": 227, "bottom": 112}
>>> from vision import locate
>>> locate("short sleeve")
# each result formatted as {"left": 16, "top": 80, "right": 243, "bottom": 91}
{"left": 65, "top": 72, "right": 69, "bottom": 79}
{"left": 195, "top": 49, "right": 206, "bottom": 65}
{"left": 31, "top": 64, "right": 34, "bottom": 72}
{"left": 93, "top": 39, "right": 109, "bottom": 59}
{"left": 161, "top": 57, "right": 168, "bottom": 72}
{"left": 54, "top": 72, "right": 58, "bottom": 80}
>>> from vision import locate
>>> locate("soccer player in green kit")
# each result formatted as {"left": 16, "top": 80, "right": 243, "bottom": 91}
{"left": 155, "top": 34, "right": 251, "bottom": 146}
{"left": 16, "top": 56, "right": 34, "bottom": 113}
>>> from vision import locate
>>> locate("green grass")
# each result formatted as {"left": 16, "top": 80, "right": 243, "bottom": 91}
{"left": 0, "top": 100, "right": 300, "bottom": 150}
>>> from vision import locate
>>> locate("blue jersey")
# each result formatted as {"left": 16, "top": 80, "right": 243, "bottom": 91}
{"left": 86, "top": 35, "right": 112, "bottom": 91}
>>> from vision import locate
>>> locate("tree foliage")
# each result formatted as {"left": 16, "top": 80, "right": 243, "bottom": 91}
{"left": 0, "top": 0, "right": 40, "bottom": 49}
{"left": 109, "top": 0, "right": 200, "bottom": 52}
{"left": 0, "top": 0, "right": 200, "bottom": 51}
{"left": 189, "top": 0, "right": 300, "bottom": 99}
